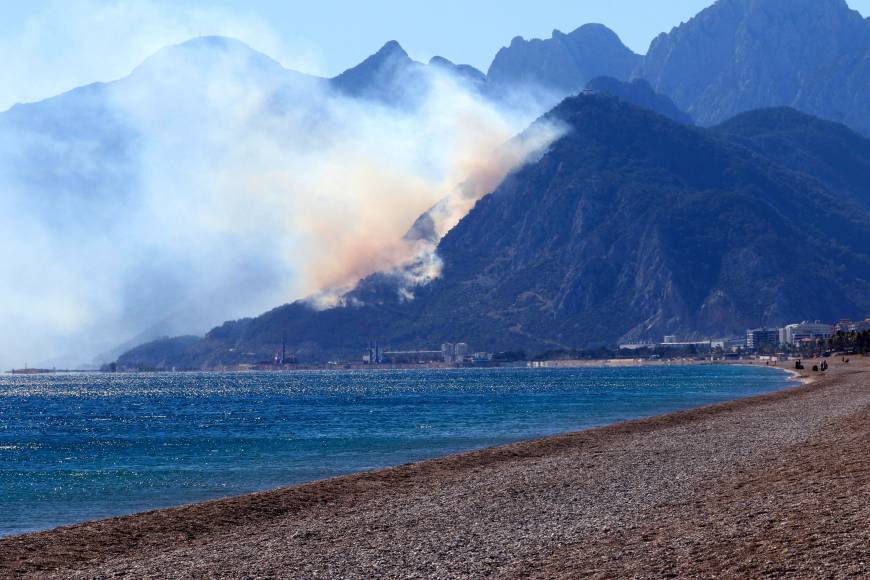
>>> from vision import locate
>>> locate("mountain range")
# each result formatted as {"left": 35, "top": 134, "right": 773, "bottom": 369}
{"left": 3, "top": 0, "right": 870, "bottom": 368}
{"left": 487, "top": 24, "right": 640, "bottom": 98}
{"left": 119, "top": 93, "right": 870, "bottom": 368}
{"left": 334, "top": 0, "right": 870, "bottom": 136}
{"left": 637, "top": 0, "right": 870, "bottom": 134}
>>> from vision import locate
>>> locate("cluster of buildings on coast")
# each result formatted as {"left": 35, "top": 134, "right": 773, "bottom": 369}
{"left": 24, "top": 318, "right": 867, "bottom": 374}
{"left": 619, "top": 318, "right": 870, "bottom": 355}
{"left": 363, "top": 342, "right": 494, "bottom": 366}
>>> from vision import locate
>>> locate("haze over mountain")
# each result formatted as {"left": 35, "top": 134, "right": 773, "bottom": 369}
{"left": 0, "top": 35, "right": 551, "bottom": 369}
{"left": 119, "top": 94, "right": 870, "bottom": 369}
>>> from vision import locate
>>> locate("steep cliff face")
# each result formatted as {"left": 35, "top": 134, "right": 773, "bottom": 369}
{"left": 636, "top": 0, "right": 870, "bottom": 134}
{"left": 119, "top": 96, "right": 870, "bottom": 368}
{"left": 487, "top": 24, "right": 641, "bottom": 97}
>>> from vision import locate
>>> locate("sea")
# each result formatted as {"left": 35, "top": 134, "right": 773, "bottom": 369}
{"left": 0, "top": 365, "right": 795, "bottom": 537}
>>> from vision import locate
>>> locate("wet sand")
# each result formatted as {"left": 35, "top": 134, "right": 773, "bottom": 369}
{"left": 1, "top": 358, "right": 868, "bottom": 578}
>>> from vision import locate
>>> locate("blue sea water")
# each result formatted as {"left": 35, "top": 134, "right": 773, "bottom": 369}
{"left": 0, "top": 365, "right": 794, "bottom": 537}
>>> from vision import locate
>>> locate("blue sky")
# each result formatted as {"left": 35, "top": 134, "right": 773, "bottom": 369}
{"left": 1, "top": 0, "right": 869, "bottom": 110}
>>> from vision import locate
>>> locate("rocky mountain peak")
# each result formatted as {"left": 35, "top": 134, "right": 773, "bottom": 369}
{"left": 636, "top": 0, "right": 870, "bottom": 133}
{"left": 330, "top": 40, "right": 421, "bottom": 103}
{"left": 487, "top": 23, "right": 640, "bottom": 96}
{"left": 373, "top": 40, "right": 411, "bottom": 61}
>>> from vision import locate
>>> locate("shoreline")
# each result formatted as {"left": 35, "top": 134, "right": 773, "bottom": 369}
{"left": 1, "top": 357, "right": 866, "bottom": 577}
{"left": 0, "top": 363, "right": 794, "bottom": 538}
{"left": 5, "top": 356, "right": 793, "bottom": 375}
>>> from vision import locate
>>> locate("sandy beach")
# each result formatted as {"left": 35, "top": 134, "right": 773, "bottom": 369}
{"left": 1, "top": 358, "right": 868, "bottom": 578}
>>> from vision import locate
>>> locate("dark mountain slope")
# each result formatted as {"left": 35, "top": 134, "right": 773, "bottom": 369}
{"left": 118, "top": 96, "right": 870, "bottom": 368}
{"left": 635, "top": 0, "right": 870, "bottom": 134}
{"left": 711, "top": 107, "right": 870, "bottom": 210}
{"left": 422, "top": 97, "right": 870, "bottom": 347}
{"left": 115, "top": 336, "right": 201, "bottom": 370}
{"left": 585, "top": 77, "right": 693, "bottom": 124}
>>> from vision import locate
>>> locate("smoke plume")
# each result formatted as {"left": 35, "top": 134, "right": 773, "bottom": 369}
{"left": 0, "top": 29, "right": 562, "bottom": 369}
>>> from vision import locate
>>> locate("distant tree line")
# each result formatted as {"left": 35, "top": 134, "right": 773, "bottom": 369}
{"left": 530, "top": 344, "right": 712, "bottom": 361}
{"left": 531, "top": 347, "right": 614, "bottom": 361}
{"left": 827, "top": 330, "right": 870, "bottom": 355}
{"left": 492, "top": 351, "right": 528, "bottom": 363}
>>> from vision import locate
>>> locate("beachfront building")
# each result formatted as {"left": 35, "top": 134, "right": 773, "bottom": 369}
{"left": 780, "top": 321, "right": 833, "bottom": 346}
{"left": 659, "top": 340, "right": 712, "bottom": 350}
{"left": 381, "top": 350, "right": 444, "bottom": 364}
{"left": 710, "top": 337, "right": 746, "bottom": 352}
{"left": 441, "top": 342, "right": 473, "bottom": 364}
{"left": 833, "top": 318, "right": 870, "bottom": 333}
{"left": 833, "top": 319, "right": 852, "bottom": 333}
{"left": 618, "top": 341, "right": 656, "bottom": 351}
{"left": 618, "top": 338, "right": 712, "bottom": 352}
{"left": 746, "top": 328, "right": 780, "bottom": 351}
{"left": 363, "top": 342, "right": 485, "bottom": 365}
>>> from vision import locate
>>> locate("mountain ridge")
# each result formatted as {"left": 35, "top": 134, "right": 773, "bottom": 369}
{"left": 6, "top": 0, "right": 870, "bottom": 368}
{"left": 635, "top": 0, "right": 870, "bottom": 134}
{"left": 118, "top": 95, "right": 870, "bottom": 368}
{"left": 487, "top": 24, "right": 641, "bottom": 97}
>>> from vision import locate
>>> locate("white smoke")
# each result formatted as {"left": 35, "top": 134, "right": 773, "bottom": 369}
{"left": 0, "top": 15, "right": 563, "bottom": 370}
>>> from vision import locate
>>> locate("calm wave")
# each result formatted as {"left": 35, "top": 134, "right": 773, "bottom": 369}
{"left": 0, "top": 365, "right": 793, "bottom": 537}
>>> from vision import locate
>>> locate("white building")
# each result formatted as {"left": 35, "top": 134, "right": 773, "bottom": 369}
{"left": 618, "top": 342, "right": 656, "bottom": 351}
{"left": 711, "top": 337, "right": 745, "bottom": 351}
{"left": 746, "top": 328, "right": 781, "bottom": 350}
{"left": 781, "top": 321, "right": 832, "bottom": 346}
{"left": 834, "top": 318, "right": 870, "bottom": 333}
